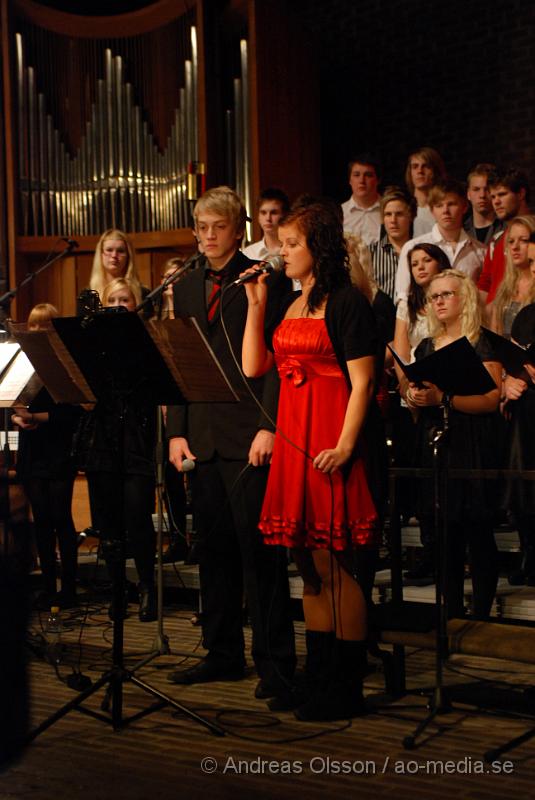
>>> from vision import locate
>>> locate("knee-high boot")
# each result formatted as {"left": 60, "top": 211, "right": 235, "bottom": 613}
{"left": 268, "top": 629, "right": 333, "bottom": 712}
{"left": 295, "top": 638, "right": 367, "bottom": 721}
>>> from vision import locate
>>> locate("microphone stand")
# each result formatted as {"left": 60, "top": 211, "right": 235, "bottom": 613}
{"left": 127, "top": 254, "right": 203, "bottom": 668}
{"left": 134, "top": 254, "right": 204, "bottom": 317}
{"left": 0, "top": 239, "right": 78, "bottom": 314}
{"left": 403, "top": 402, "right": 452, "bottom": 749}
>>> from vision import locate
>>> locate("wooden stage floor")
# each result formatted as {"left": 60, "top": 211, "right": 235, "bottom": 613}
{"left": 3, "top": 596, "right": 535, "bottom": 800}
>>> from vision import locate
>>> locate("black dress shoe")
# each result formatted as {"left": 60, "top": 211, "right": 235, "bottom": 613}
{"left": 255, "top": 678, "right": 293, "bottom": 699}
{"left": 168, "top": 660, "right": 244, "bottom": 685}
{"left": 258, "top": 674, "right": 307, "bottom": 709}
{"left": 255, "top": 679, "right": 277, "bottom": 699}
{"left": 138, "top": 584, "right": 157, "bottom": 622}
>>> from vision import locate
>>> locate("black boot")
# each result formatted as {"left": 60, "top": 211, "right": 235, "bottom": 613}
{"left": 268, "top": 629, "right": 333, "bottom": 711}
{"left": 295, "top": 638, "right": 367, "bottom": 721}
{"left": 138, "top": 582, "right": 157, "bottom": 622}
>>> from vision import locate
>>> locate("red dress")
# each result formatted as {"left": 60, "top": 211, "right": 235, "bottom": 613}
{"left": 259, "top": 317, "right": 377, "bottom": 551}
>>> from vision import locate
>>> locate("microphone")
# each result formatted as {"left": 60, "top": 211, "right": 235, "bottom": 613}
{"left": 62, "top": 237, "right": 79, "bottom": 249}
{"left": 232, "top": 254, "right": 285, "bottom": 286}
{"left": 181, "top": 458, "right": 196, "bottom": 472}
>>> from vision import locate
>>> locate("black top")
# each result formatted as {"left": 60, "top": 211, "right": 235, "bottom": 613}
{"left": 16, "top": 388, "right": 80, "bottom": 481}
{"left": 413, "top": 331, "right": 505, "bottom": 522}
{"left": 372, "top": 289, "right": 396, "bottom": 345}
{"left": 75, "top": 398, "right": 156, "bottom": 477}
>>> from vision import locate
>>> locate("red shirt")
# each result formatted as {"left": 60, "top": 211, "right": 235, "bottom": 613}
{"left": 477, "top": 233, "right": 505, "bottom": 303}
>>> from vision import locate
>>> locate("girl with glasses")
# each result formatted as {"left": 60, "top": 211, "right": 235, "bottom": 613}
{"left": 406, "top": 269, "right": 504, "bottom": 619}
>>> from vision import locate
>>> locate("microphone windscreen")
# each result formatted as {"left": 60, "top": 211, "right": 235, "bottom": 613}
{"left": 266, "top": 254, "right": 285, "bottom": 271}
{"left": 181, "top": 458, "right": 196, "bottom": 472}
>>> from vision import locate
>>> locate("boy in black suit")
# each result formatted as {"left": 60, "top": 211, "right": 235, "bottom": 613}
{"left": 166, "top": 186, "right": 295, "bottom": 698}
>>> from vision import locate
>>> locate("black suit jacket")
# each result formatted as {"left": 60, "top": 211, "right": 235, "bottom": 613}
{"left": 166, "top": 250, "right": 291, "bottom": 461}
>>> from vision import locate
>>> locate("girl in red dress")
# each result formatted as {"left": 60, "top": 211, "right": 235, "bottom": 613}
{"left": 241, "top": 202, "right": 379, "bottom": 720}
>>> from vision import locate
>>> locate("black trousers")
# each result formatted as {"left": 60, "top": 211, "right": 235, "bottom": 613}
{"left": 24, "top": 476, "right": 77, "bottom": 596}
{"left": 190, "top": 457, "right": 296, "bottom": 683}
{"left": 422, "top": 513, "right": 499, "bottom": 620}
{"left": 86, "top": 472, "right": 156, "bottom": 587}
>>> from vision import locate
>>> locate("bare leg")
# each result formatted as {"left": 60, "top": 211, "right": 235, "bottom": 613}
{"left": 310, "top": 549, "right": 367, "bottom": 640}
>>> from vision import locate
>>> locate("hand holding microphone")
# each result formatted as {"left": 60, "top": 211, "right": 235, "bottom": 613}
{"left": 232, "top": 254, "right": 285, "bottom": 286}
{"left": 169, "top": 436, "right": 197, "bottom": 473}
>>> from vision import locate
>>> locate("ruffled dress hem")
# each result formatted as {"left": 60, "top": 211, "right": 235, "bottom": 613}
{"left": 259, "top": 515, "right": 378, "bottom": 549}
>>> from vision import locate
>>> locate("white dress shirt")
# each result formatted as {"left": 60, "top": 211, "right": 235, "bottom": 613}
{"left": 242, "top": 238, "right": 300, "bottom": 290}
{"left": 413, "top": 204, "right": 435, "bottom": 237}
{"left": 394, "top": 224, "right": 486, "bottom": 303}
{"left": 341, "top": 197, "right": 381, "bottom": 245}
{"left": 242, "top": 238, "right": 275, "bottom": 260}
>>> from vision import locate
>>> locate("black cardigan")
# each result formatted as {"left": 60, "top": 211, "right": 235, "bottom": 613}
{"left": 268, "top": 284, "right": 378, "bottom": 383}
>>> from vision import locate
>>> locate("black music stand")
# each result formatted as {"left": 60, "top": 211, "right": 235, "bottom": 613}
{"left": 20, "top": 311, "right": 237, "bottom": 740}
{"left": 390, "top": 337, "right": 497, "bottom": 749}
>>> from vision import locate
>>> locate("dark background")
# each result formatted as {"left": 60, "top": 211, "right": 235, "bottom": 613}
{"left": 296, "top": 0, "right": 535, "bottom": 199}
{"left": 20, "top": 0, "right": 535, "bottom": 201}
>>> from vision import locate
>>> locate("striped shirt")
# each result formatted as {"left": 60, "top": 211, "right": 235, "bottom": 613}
{"left": 369, "top": 234, "right": 399, "bottom": 301}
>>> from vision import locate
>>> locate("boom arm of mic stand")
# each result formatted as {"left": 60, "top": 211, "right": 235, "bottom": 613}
{"left": 0, "top": 242, "right": 78, "bottom": 310}
{"left": 134, "top": 264, "right": 191, "bottom": 315}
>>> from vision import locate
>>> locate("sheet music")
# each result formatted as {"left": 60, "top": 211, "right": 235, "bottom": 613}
{"left": 0, "top": 342, "right": 21, "bottom": 375}
{"left": 0, "top": 351, "right": 36, "bottom": 406}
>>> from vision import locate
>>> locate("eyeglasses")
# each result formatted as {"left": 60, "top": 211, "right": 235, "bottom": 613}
{"left": 427, "top": 290, "right": 457, "bottom": 304}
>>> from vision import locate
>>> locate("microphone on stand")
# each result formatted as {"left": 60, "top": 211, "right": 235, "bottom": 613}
{"left": 134, "top": 257, "right": 199, "bottom": 315}
{"left": 62, "top": 238, "right": 79, "bottom": 249}
{"left": 231, "top": 255, "right": 285, "bottom": 286}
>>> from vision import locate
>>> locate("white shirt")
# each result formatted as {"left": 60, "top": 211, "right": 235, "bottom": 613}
{"left": 396, "top": 300, "right": 431, "bottom": 361}
{"left": 413, "top": 204, "right": 435, "bottom": 237}
{"left": 242, "top": 238, "right": 300, "bottom": 290}
{"left": 341, "top": 197, "right": 381, "bottom": 245}
{"left": 242, "top": 238, "right": 276, "bottom": 260}
{"left": 394, "top": 224, "right": 486, "bottom": 303}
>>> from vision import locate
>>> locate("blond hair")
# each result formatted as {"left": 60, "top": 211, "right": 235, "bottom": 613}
{"left": 101, "top": 277, "right": 141, "bottom": 308}
{"left": 193, "top": 186, "right": 247, "bottom": 238}
{"left": 426, "top": 269, "right": 481, "bottom": 344}
{"left": 89, "top": 229, "right": 141, "bottom": 298}
{"left": 344, "top": 233, "right": 376, "bottom": 302}
{"left": 27, "top": 302, "right": 59, "bottom": 330}
{"left": 492, "top": 215, "right": 535, "bottom": 334}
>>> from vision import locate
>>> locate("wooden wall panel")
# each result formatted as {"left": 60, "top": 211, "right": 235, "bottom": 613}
{"left": 247, "top": 0, "right": 321, "bottom": 238}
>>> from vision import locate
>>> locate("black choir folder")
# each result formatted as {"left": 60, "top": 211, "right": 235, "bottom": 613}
{"left": 388, "top": 336, "right": 497, "bottom": 395}
{"left": 482, "top": 327, "right": 535, "bottom": 381}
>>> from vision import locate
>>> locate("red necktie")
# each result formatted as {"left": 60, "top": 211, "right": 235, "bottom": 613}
{"left": 206, "top": 271, "right": 223, "bottom": 322}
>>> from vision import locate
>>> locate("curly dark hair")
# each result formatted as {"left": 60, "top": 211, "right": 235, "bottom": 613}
{"left": 280, "top": 201, "right": 350, "bottom": 312}
{"left": 407, "top": 243, "right": 451, "bottom": 326}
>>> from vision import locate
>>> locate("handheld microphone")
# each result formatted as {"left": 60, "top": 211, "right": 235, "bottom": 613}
{"left": 181, "top": 458, "right": 196, "bottom": 472}
{"left": 232, "top": 255, "right": 285, "bottom": 286}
